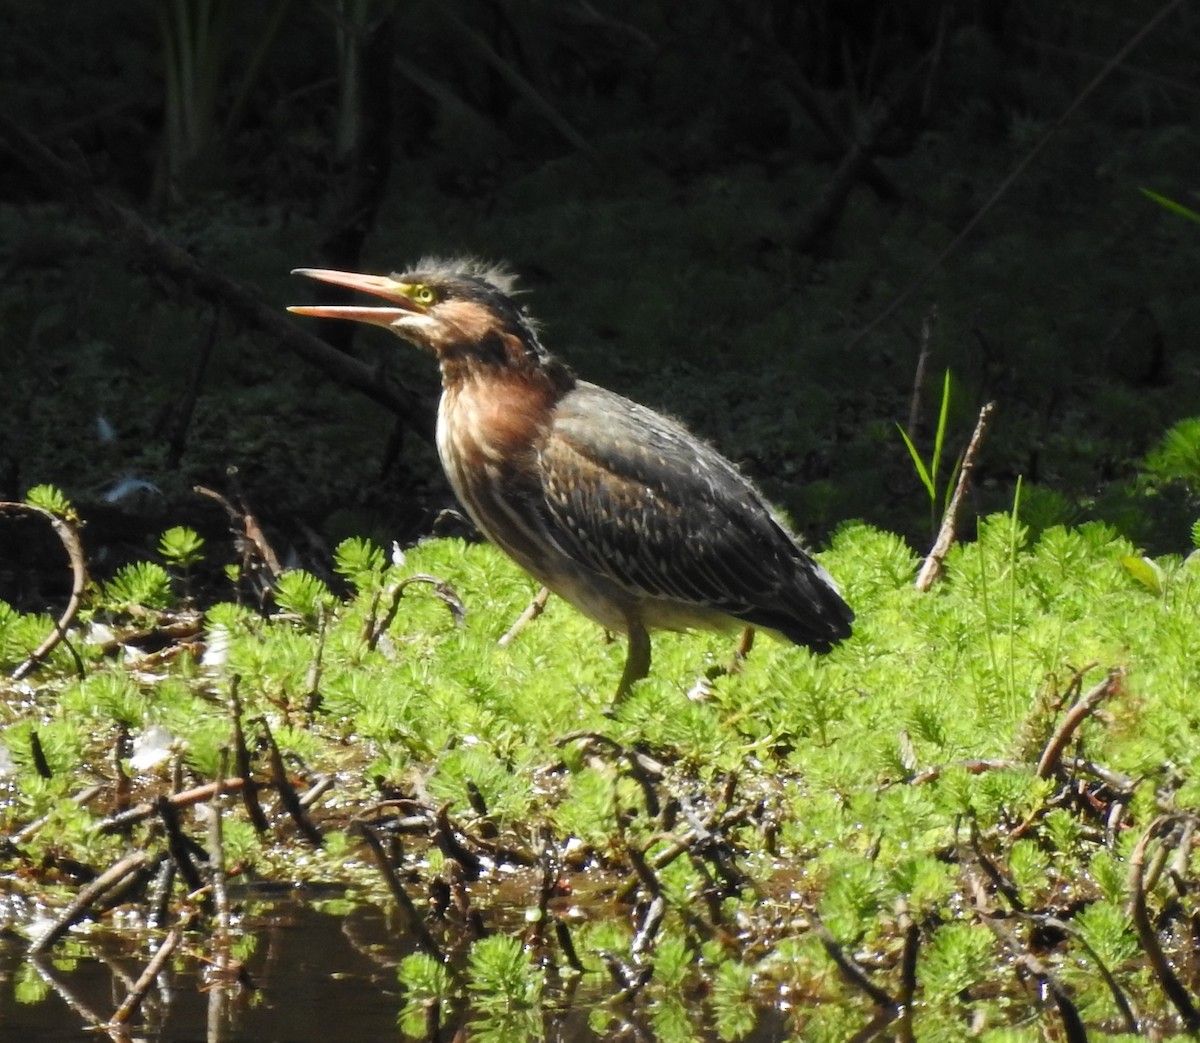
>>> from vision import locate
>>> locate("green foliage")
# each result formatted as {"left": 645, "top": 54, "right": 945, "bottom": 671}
{"left": 0, "top": 601, "right": 56, "bottom": 669}
{"left": 158, "top": 525, "right": 205, "bottom": 568}
{"left": 102, "top": 561, "right": 174, "bottom": 612}
{"left": 1142, "top": 417, "right": 1200, "bottom": 489}
{"left": 467, "top": 935, "right": 544, "bottom": 1043}
{"left": 61, "top": 672, "right": 148, "bottom": 728}
{"left": 896, "top": 369, "right": 953, "bottom": 513}
{"left": 552, "top": 765, "right": 618, "bottom": 848}
{"left": 1140, "top": 187, "right": 1200, "bottom": 225}
{"left": 333, "top": 535, "right": 389, "bottom": 593}
{"left": 710, "top": 958, "right": 756, "bottom": 1041}
{"left": 397, "top": 952, "right": 453, "bottom": 1037}
{"left": 1075, "top": 900, "right": 1138, "bottom": 969}
{"left": 818, "top": 855, "right": 884, "bottom": 939}
{"left": 6, "top": 507, "right": 1200, "bottom": 1036}
{"left": 426, "top": 746, "right": 535, "bottom": 827}
{"left": 273, "top": 569, "right": 335, "bottom": 624}
{"left": 920, "top": 922, "right": 997, "bottom": 1003}
{"left": 23, "top": 484, "right": 75, "bottom": 518}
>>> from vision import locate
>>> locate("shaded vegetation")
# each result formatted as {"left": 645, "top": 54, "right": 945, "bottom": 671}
{"left": 0, "top": 0, "right": 1198, "bottom": 563}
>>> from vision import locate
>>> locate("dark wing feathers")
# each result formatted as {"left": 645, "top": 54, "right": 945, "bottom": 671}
{"left": 536, "top": 384, "right": 853, "bottom": 649}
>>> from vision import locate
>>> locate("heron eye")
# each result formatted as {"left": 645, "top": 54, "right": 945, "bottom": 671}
{"left": 412, "top": 285, "right": 437, "bottom": 306}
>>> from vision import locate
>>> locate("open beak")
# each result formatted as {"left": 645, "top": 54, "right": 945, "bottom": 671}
{"left": 287, "top": 267, "right": 425, "bottom": 328}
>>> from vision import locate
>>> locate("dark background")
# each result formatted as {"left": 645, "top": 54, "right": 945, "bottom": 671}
{"left": 1, "top": 0, "right": 1198, "bottom": 585}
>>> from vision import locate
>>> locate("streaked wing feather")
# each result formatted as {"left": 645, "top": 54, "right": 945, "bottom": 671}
{"left": 535, "top": 384, "right": 849, "bottom": 641}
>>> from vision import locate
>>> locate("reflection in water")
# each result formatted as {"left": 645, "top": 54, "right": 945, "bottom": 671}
{"left": 3, "top": 897, "right": 406, "bottom": 1043}
{"left": 1, "top": 894, "right": 789, "bottom": 1042}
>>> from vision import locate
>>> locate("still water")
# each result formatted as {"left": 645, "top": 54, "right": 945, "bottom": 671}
{"left": 1, "top": 893, "right": 795, "bottom": 1042}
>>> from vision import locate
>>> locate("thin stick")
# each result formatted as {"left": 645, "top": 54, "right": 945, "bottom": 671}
{"left": 108, "top": 914, "right": 190, "bottom": 1026}
{"left": 1, "top": 502, "right": 88, "bottom": 681}
{"left": 498, "top": 586, "right": 550, "bottom": 646}
{"left": 9, "top": 784, "right": 104, "bottom": 846}
{"left": 1036, "top": 669, "right": 1124, "bottom": 779}
{"left": 810, "top": 912, "right": 896, "bottom": 1010}
{"left": 97, "top": 776, "right": 247, "bottom": 833}
{"left": 914, "top": 402, "right": 995, "bottom": 591}
{"left": 1128, "top": 816, "right": 1200, "bottom": 1032}
{"left": 259, "top": 716, "right": 324, "bottom": 847}
{"left": 230, "top": 678, "right": 270, "bottom": 832}
{"left": 358, "top": 823, "right": 444, "bottom": 961}
{"left": 207, "top": 748, "right": 232, "bottom": 943}
{"left": 30, "top": 851, "right": 151, "bottom": 955}
{"left": 907, "top": 307, "right": 936, "bottom": 435}
{"left": 894, "top": 901, "right": 919, "bottom": 1043}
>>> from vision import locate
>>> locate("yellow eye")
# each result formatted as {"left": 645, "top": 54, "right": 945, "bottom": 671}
{"left": 412, "top": 285, "right": 437, "bottom": 306}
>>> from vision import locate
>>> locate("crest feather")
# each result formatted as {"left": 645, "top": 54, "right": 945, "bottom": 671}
{"left": 396, "top": 256, "right": 523, "bottom": 296}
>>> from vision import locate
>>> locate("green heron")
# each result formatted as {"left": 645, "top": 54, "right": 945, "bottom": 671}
{"left": 289, "top": 259, "right": 852, "bottom": 699}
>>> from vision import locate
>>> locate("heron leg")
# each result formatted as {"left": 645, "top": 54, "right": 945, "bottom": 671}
{"left": 729, "top": 625, "right": 755, "bottom": 674}
{"left": 706, "top": 626, "right": 756, "bottom": 684}
{"left": 614, "top": 623, "right": 651, "bottom": 703}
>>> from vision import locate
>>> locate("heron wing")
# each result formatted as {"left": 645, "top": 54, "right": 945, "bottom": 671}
{"left": 534, "top": 383, "right": 852, "bottom": 648}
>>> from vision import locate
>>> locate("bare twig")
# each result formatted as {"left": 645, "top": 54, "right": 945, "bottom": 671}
{"left": 555, "top": 919, "right": 585, "bottom": 973}
{"left": 431, "top": 803, "right": 483, "bottom": 880}
{"left": 258, "top": 716, "right": 324, "bottom": 847}
{"left": 497, "top": 586, "right": 550, "bottom": 646}
{"left": 1128, "top": 815, "right": 1200, "bottom": 1033}
{"left": 207, "top": 749, "right": 232, "bottom": 940}
{"left": 907, "top": 758, "right": 1018, "bottom": 787}
{"left": 358, "top": 822, "right": 444, "bottom": 961}
{"left": 914, "top": 401, "right": 995, "bottom": 591}
{"left": 230, "top": 679, "right": 270, "bottom": 833}
{"left": 108, "top": 912, "right": 192, "bottom": 1026}
{"left": 1, "top": 502, "right": 88, "bottom": 681}
{"left": 8, "top": 784, "right": 104, "bottom": 846}
{"left": 1033, "top": 913, "right": 1140, "bottom": 1034}
{"left": 97, "top": 776, "right": 248, "bottom": 834}
{"left": 967, "top": 869, "right": 1088, "bottom": 1042}
{"left": 907, "top": 307, "right": 937, "bottom": 435}
{"left": 370, "top": 572, "right": 466, "bottom": 647}
{"left": 894, "top": 900, "right": 919, "bottom": 1043}
{"left": 810, "top": 911, "right": 896, "bottom": 1010}
{"left": 158, "top": 794, "right": 206, "bottom": 895}
{"left": 302, "top": 603, "right": 329, "bottom": 713}
{"left": 30, "top": 851, "right": 152, "bottom": 954}
{"left": 1013, "top": 952, "right": 1089, "bottom": 1043}
{"left": 1036, "top": 669, "right": 1125, "bottom": 779}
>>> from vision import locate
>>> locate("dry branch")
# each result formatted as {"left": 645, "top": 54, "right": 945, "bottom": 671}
{"left": 30, "top": 851, "right": 152, "bottom": 955}
{"left": 914, "top": 401, "right": 995, "bottom": 591}
{"left": 810, "top": 912, "right": 896, "bottom": 1010}
{"left": 1, "top": 502, "right": 88, "bottom": 681}
{"left": 498, "top": 585, "right": 551, "bottom": 646}
{"left": 1129, "top": 815, "right": 1200, "bottom": 1032}
{"left": 108, "top": 913, "right": 190, "bottom": 1026}
{"left": 97, "top": 776, "right": 248, "bottom": 834}
{"left": 358, "top": 822, "right": 444, "bottom": 962}
{"left": 1036, "top": 669, "right": 1125, "bottom": 779}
